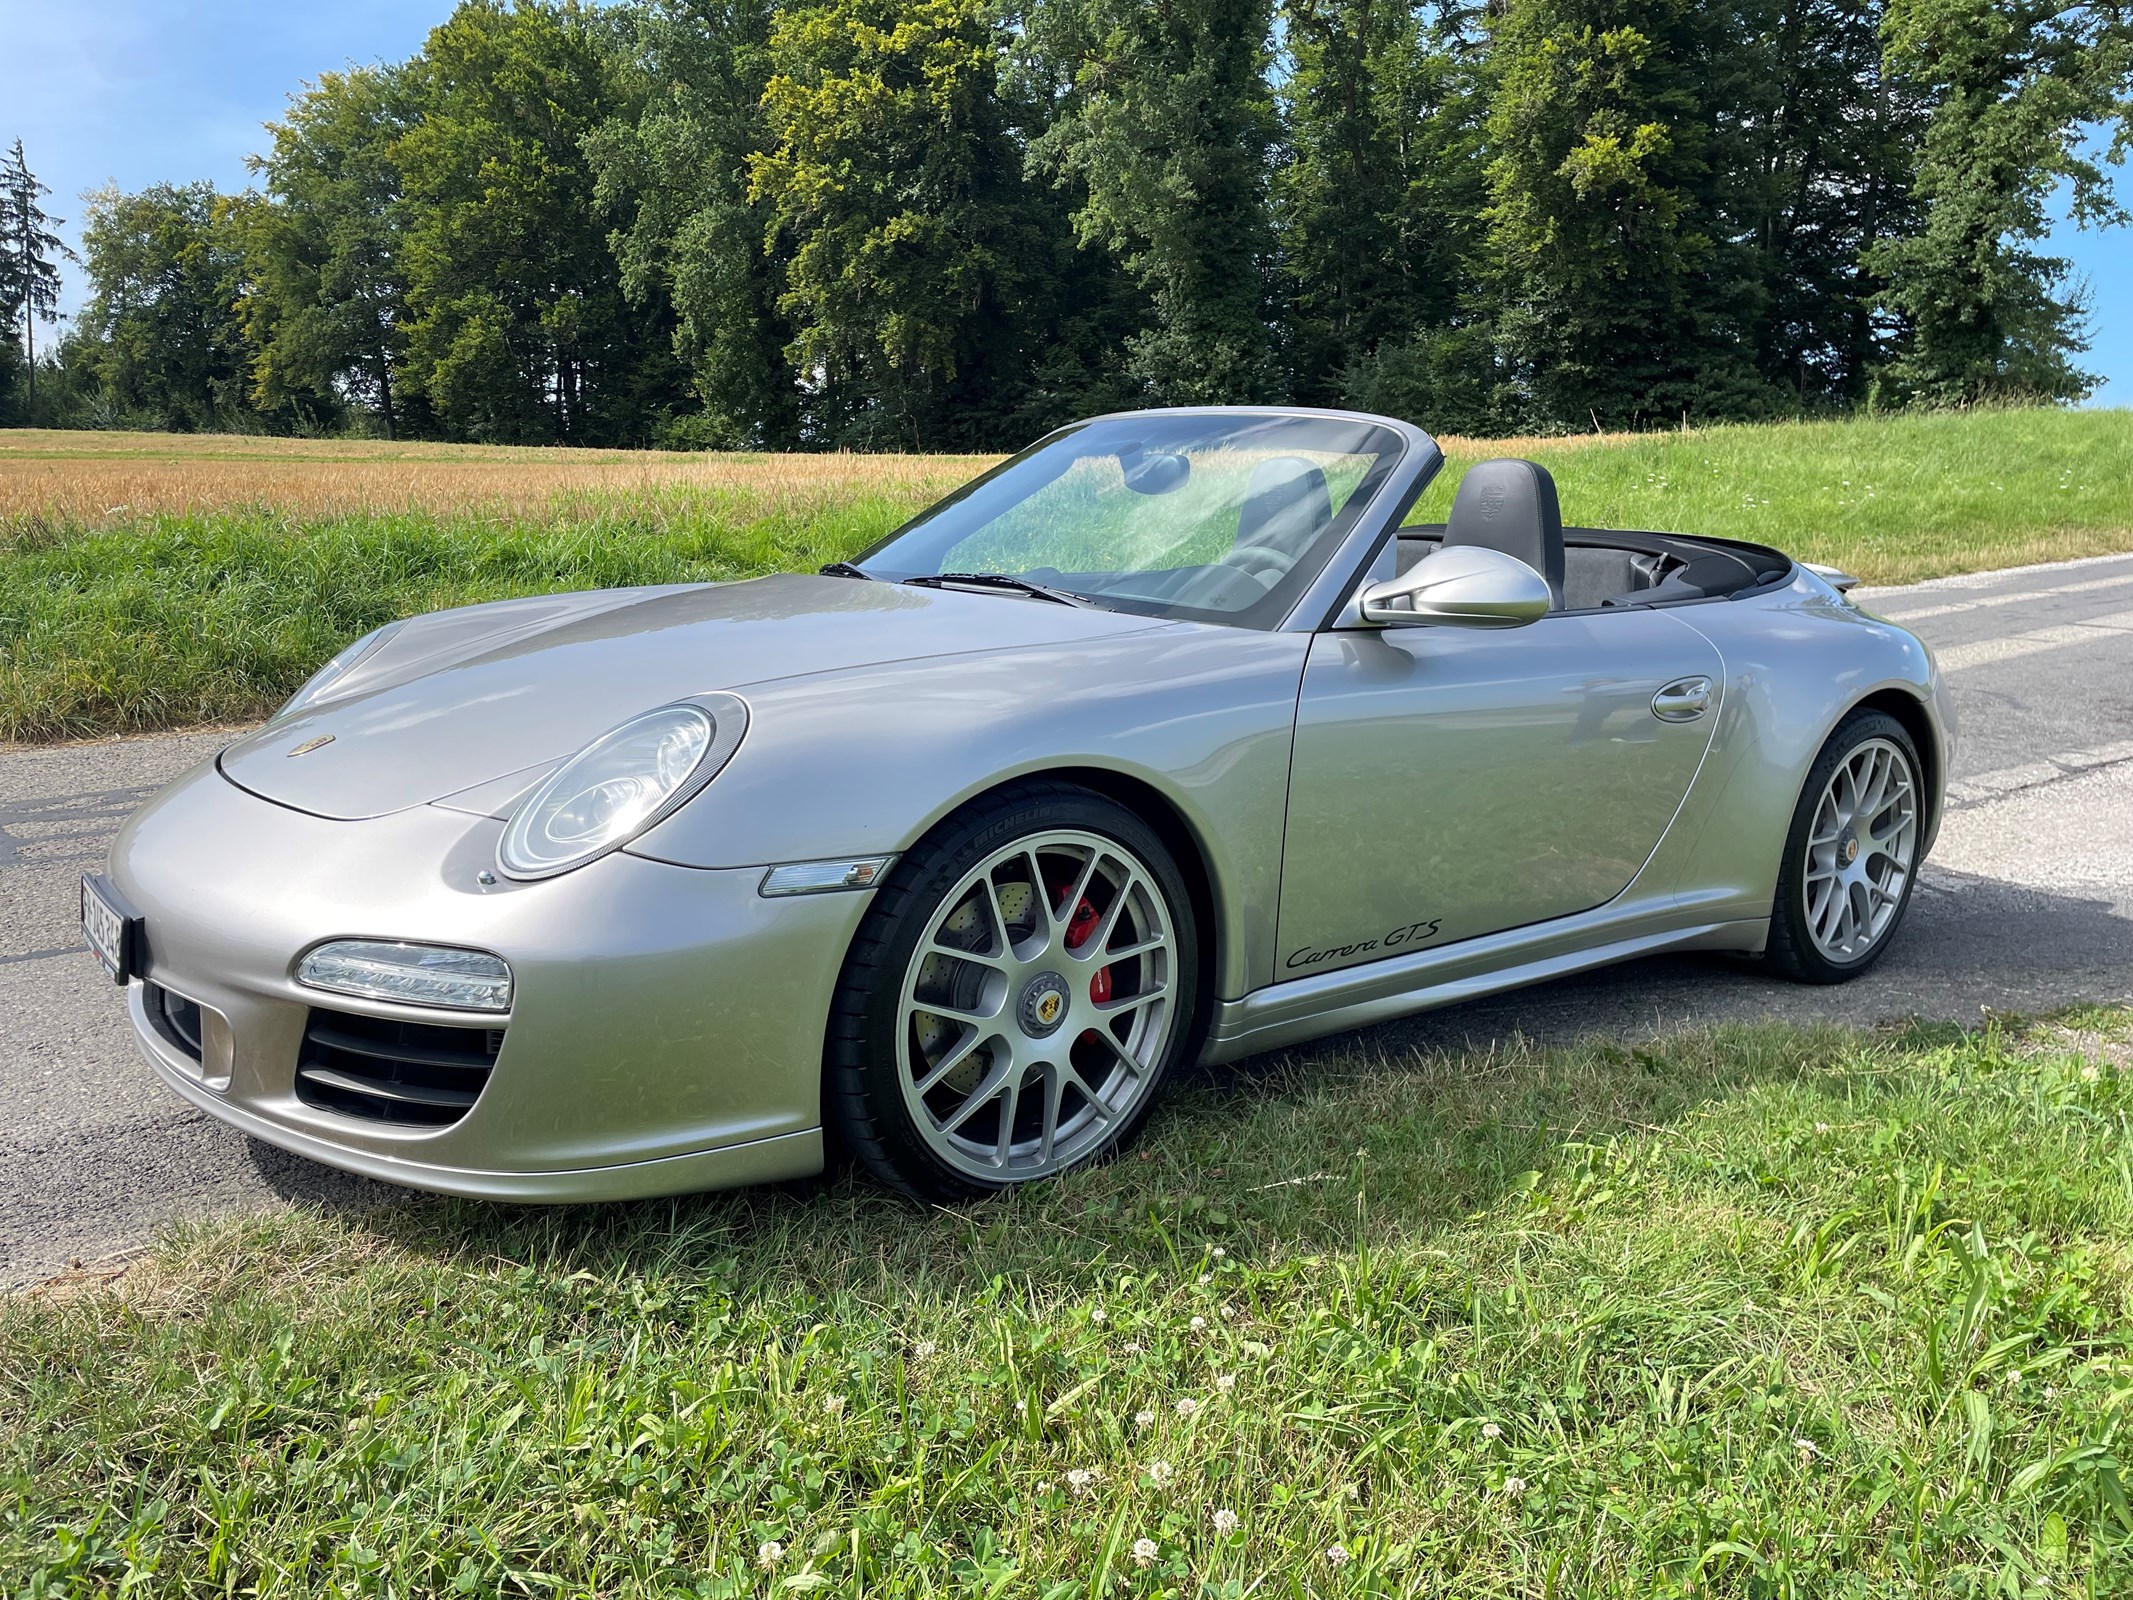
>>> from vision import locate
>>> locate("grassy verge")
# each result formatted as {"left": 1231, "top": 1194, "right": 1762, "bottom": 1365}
{"left": 7, "top": 1011, "right": 2133, "bottom": 1594}
{"left": 3, "top": 406, "right": 2131, "bottom": 741}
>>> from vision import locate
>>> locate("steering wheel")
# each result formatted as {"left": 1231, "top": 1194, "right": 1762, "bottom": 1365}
{"left": 1216, "top": 545, "right": 1292, "bottom": 586}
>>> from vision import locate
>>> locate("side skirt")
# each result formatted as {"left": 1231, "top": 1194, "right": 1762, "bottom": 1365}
{"left": 1202, "top": 897, "right": 1769, "bottom": 1064}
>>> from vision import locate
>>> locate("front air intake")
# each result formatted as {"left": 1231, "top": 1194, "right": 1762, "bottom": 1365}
{"left": 293, "top": 1008, "right": 503, "bottom": 1128}
{"left": 144, "top": 982, "right": 204, "bottom": 1063}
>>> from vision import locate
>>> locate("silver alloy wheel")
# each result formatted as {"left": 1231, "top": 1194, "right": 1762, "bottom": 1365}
{"left": 1802, "top": 735, "right": 1919, "bottom": 963}
{"left": 896, "top": 828, "right": 1178, "bottom": 1182}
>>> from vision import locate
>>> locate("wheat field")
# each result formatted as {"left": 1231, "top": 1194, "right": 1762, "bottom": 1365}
{"left": 0, "top": 430, "right": 994, "bottom": 527}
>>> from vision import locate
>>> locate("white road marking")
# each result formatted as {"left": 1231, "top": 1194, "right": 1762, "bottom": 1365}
{"left": 1873, "top": 571, "right": 2133, "bottom": 623}
{"left": 1853, "top": 550, "right": 2133, "bottom": 597}
{"left": 1932, "top": 609, "right": 2133, "bottom": 673}
{"left": 1945, "top": 738, "right": 2133, "bottom": 810}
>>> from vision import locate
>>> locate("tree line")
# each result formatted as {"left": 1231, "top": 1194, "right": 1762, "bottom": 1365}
{"left": 3, "top": 0, "right": 2129, "bottom": 450}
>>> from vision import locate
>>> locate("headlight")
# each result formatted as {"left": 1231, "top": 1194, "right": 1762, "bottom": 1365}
{"left": 283, "top": 621, "right": 403, "bottom": 715}
{"left": 499, "top": 701, "right": 742, "bottom": 879}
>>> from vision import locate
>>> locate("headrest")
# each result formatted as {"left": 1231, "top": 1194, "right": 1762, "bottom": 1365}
{"left": 1236, "top": 456, "right": 1333, "bottom": 557}
{"left": 1443, "top": 458, "right": 1564, "bottom": 606}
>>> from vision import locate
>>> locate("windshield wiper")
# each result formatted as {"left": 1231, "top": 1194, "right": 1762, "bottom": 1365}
{"left": 819, "top": 560, "right": 873, "bottom": 580}
{"left": 903, "top": 571, "right": 1089, "bottom": 608}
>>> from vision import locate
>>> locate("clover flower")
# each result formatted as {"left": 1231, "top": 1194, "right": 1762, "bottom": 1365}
{"left": 1132, "top": 1536, "right": 1158, "bottom": 1567}
{"left": 822, "top": 1394, "right": 845, "bottom": 1418}
{"left": 1189, "top": 1315, "right": 1206, "bottom": 1331}
{"left": 913, "top": 1340, "right": 938, "bottom": 1359}
{"left": 1326, "top": 1543, "right": 1351, "bottom": 1568}
{"left": 1146, "top": 1459, "right": 1174, "bottom": 1487}
{"left": 1091, "top": 1307, "right": 1108, "bottom": 1325}
{"left": 1135, "top": 1408, "right": 1156, "bottom": 1428}
{"left": 1066, "top": 1467, "right": 1100, "bottom": 1493}
{"left": 1503, "top": 1476, "right": 1527, "bottom": 1497}
{"left": 757, "top": 1540, "right": 784, "bottom": 1568}
{"left": 1481, "top": 1422, "right": 1501, "bottom": 1441}
{"left": 1214, "top": 1373, "right": 1236, "bottom": 1394}
{"left": 1176, "top": 1397, "right": 1198, "bottom": 1419}
{"left": 1211, "top": 1507, "right": 1239, "bottom": 1535}
{"left": 1212, "top": 1247, "right": 1226, "bottom": 1260}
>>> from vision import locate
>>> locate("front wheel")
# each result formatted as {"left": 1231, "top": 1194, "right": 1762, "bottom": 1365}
{"left": 1764, "top": 709, "right": 1924, "bottom": 983}
{"left": 826, "top": 782, "right": 1199, "bottom": 1201}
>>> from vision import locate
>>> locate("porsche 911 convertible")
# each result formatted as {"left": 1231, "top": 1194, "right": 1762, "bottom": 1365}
{"left": 88, "top": 407, "right": 1955, "bottom": 1201}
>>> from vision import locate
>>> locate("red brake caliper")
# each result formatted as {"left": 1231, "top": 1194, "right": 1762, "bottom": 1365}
{"left": 1065, "top": 895, "right": 1113, "bottom": 1048}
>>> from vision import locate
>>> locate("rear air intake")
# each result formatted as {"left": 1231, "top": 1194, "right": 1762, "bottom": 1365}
{"left": 294, "top": 1008, "right": 503, "bottom": 1128}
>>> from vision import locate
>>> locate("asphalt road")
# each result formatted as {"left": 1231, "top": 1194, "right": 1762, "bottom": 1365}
{"left": 6, "top": 555, "right": 2133, "bottom": 1287}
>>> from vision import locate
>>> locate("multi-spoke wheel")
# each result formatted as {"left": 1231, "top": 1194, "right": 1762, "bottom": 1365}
{"left": 1766, "top": 710, "right": 1925, "bottom": 983}
{"left": 827, "top": 783, "right": 1199, "bottom": 1200}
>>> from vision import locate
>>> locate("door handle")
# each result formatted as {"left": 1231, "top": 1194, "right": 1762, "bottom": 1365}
{"left": 1652, "top": 676, "right": 1714, "bottom": 722}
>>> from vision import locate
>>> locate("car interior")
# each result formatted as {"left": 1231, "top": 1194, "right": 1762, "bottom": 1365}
{"left": 1397, "top": 457, "right": 1795, "bottom": 613}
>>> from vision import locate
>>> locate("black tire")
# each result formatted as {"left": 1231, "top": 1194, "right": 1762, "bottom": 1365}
{"left": 1765, "top": 708, "right": 1924, "bottom": 984}
{"left": 826, "top": 780, "right": 1201, "bottom": 1202}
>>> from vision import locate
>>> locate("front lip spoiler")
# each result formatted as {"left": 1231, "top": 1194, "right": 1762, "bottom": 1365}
{"left": 130, "top": 992, "right": 824, "bottom": 1202}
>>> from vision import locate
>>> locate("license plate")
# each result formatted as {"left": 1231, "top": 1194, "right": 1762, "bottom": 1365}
{"left": 80, "top": 874, "right": 141, "bottom": 985}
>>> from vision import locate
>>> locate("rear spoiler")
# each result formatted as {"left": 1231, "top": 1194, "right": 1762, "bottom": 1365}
{"left": 1802, "top": 561, "right": 1861, "bottom": 594}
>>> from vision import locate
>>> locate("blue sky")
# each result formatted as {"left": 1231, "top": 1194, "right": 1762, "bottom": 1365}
{"left": 3, "top": 0, "right": 2129, "bottom": 404}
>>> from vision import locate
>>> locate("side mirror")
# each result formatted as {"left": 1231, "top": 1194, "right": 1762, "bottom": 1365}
{"left": 1355, "top": 544, "right": 1552, "bottom": 628}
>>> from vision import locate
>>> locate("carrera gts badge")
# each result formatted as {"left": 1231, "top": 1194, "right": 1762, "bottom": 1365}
{"left": 286, "top": 734, "right": 336, "bottom": 758}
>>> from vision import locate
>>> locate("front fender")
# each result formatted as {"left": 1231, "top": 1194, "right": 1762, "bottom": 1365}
{"left": 627, "top": 627, "right": 1312, "bottom": 1000}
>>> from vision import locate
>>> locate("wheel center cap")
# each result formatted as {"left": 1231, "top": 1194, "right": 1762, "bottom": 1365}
{"left": 1843, "top": 836, "right": 1861, "bottom": 866}
{"left": 1018, "top": 973, "right": 1070, "bottom": 1038}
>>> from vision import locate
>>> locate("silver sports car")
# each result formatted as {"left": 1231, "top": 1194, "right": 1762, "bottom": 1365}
{"left": 89, "top": 407, "right": 1954, "bottom": 1202}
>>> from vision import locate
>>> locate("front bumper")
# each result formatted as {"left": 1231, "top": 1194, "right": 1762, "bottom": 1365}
{"left": 108, "top": 759, "right": 872, "bottom": 1199}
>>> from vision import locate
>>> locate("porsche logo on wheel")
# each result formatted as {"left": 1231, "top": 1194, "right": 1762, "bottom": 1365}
{"left": 1035, "top": 991, "right": 1064, "bottom": 1027}
{"left": 286, "top": 734, "right": 336, "bottom": 758}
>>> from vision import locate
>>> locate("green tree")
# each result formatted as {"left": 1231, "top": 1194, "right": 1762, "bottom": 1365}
{"left": 1273, "top": 0, "right": 1492, "bottom": 419}
{"left": 76, "top": 181, "right": 261, "bottom": 431}
{"left": 1870, "top": 0, "right": 2131, "bottom": 405}
{"left": 1022, "top": 0, "right": 1280, "bottom": 404}
{"left": 751, "top": 0, "right": 1047, "bottom": 448}
{"left": 393, "top": 0, "right": 684, "bottom": 443}
{"left": 1484, "top": 0, "right": 1779, "bottom": 428}
{"left": 245, "top": 66, "right": 417, "bottom": 437}
{"left": 0, "top": 139, "right": 79, "bottom": 417}
{"left": 1734, "top": 0, "right": 1928, "bottom": 407}
{"left": 590, "top": 0, "right": 801, "bottom": 448}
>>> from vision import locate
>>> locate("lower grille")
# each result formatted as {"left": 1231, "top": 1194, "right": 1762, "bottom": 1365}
{"left": 145, "top": 982, "right": 204, "bottom": 1063}
{"left": 294, "top": 1009, "right": 503, "bottom": 1128}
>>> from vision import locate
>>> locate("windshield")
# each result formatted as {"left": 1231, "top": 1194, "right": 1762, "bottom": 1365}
{"left": 851, "top": 413, "right": 1407, "bottom": 627}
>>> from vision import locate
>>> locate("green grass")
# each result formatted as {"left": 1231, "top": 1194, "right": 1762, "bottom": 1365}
{"left": 1410, "top": 407, "right": 2133, "bottom": 579}
{"left": 0, "top": 499, "right": 917, "bottom": 742}
{"left": 4, "top": 406, "right": 2132, "bottom": 742}
{"left": 8, "top": 1011, "right": 2133, "bottom": 1595}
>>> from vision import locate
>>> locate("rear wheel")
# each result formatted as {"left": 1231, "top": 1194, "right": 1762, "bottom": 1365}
{"left": 827, "top": 783, "right": 1199, "bottom": 1201}
{"left": 1765, "top": 710, "right": 1923, "bottom": 983}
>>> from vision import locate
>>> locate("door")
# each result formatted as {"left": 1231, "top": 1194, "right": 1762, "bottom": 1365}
{"left": 1275, "top": 610, "right": 1724, "bottom": 979}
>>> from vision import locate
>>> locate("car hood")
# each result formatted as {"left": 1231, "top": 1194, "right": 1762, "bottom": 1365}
{"left": 219, "top": 574, "right": 1172, "bottom": 820}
